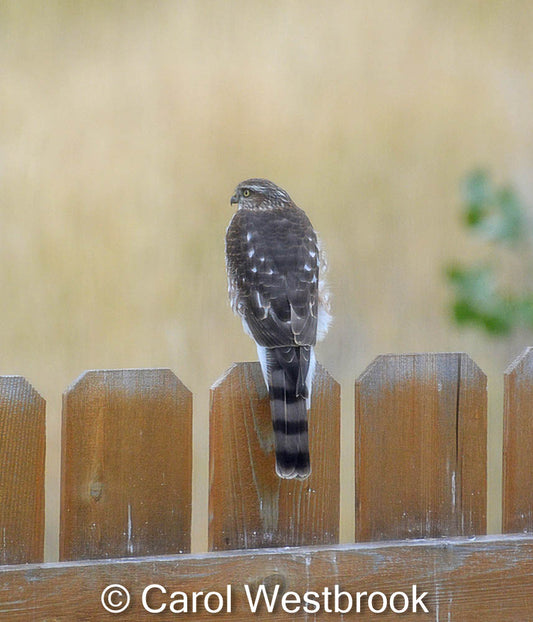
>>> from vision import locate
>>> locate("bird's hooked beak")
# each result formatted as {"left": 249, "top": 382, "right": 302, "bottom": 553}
{"left": 230, "top": 193, "right": 238, "bottom": 205}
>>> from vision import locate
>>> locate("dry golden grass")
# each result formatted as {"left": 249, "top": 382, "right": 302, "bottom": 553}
{"left": 2, "top": 1, "right": 533, "bottom": 559}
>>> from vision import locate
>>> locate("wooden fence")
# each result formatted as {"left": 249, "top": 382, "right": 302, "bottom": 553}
{"left": 0, "top": 350, "right": 533, "bottom": 619}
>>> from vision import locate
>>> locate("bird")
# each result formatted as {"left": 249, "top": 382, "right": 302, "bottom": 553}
{"left": 225, "top": 178, "right": 331, "bottom": 479}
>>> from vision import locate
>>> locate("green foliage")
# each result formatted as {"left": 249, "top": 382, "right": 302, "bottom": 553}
{"left": 462, "top": 170, "right": 525, "bottom": 244}
{"left": 446, "top": 170, "right": 533, "bottom": 336}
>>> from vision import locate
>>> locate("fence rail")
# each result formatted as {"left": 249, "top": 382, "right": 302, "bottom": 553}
{"left": 2, "top": 534, "right": 533, "bottom": 620}
{"left": 1, "top": 349, "right": 533, "bottom": 620}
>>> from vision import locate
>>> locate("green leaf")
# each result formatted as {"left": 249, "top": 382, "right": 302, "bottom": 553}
{"left": 446, "top": 263, "right": 515, "bottom": 335}
{"left": 446, "top": 169, "right": 532, "bottom": 337}
{"left": 460, "top": 170, "right": 527, "bottom": 244}
{"left": 495, "top": 186, "right": 524, "bottom": 243}
{"left": 462, "top": 169, "right": 491, "bottom": 209}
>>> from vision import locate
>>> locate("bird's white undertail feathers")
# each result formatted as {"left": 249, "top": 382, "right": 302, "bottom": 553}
{"left": 316, "top": 237, "right": 332, "bottom": 341}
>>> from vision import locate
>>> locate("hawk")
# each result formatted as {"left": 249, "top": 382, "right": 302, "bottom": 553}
{"left": 225, "top": 178, "right": 331, "bottom": 479}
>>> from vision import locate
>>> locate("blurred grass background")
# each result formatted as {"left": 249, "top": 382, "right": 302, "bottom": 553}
{"left": 2, "top": 1, "right": 533, "bottom": 560}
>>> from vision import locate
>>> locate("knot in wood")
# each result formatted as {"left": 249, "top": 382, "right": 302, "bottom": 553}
{"left": 250, "top": 573, "right": 287, "bottom": 597}
{"left": 89, "top": 481, "right": 103, "bottom": 502}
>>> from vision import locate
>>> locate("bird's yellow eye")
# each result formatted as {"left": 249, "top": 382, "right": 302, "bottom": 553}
{"left": 242, "top": 189, "right": 250, "bottom": 197}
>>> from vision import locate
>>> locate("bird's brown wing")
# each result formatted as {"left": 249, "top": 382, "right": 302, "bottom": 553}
{"left": 225, "top": 205, "right": 319, "bottom": 347}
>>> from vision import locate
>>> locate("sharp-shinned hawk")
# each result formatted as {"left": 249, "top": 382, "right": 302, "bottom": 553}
{"left": 225, "top": 178, "right": 331, "bottom": 479}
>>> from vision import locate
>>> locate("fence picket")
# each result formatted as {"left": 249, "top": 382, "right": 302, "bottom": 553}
{"left": 59, "top": 368, "right": 192, "bottom": 560}
{"left": 0, "top": 377, "right": 45, "bottom": 565}
{"left": 355, "top": 352, "right": 487, "bottom": 541}
{"left": 209, "top": 361, "right": 340, "bottom": 551}
{"left": 503, "top": 347, "right": 533, "bottom": 533}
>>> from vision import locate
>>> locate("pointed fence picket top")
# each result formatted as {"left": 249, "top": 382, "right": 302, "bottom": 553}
{"left": 59, "top": 368, "right": 192, "bottom": 561}
{"left": 355, "top": 352, "right": 487, "bottom": 542}
{"left": 209, "top": 361, "right": 340, "bottom": 551}
{"left": 0, "top": 376, "right": 45, "bottom": 565}
{"left": 503, "top": 347, "right": 533, "bottom": 533}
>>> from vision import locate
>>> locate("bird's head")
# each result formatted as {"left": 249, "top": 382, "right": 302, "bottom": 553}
{"left": 230, "top": 178, "right": 292, "bottom": 210}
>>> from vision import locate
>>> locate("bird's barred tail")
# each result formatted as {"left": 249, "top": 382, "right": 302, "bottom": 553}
{"left": 265, "top": 346, "right": 312, "bottom": 480}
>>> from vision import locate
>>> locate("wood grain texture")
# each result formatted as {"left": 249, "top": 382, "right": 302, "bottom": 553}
{"left": 503, "top": 347, "right": 533, "bottom": 533}
{"left": 209, "top": 361, "right": 340, "bottom": 551}
{"left": 1, "top": 534, "right": 532, "bottom": 620}
{"left": 0, "top": 376, "right": 45, "bottom": 564}
{"left": 355, "top": 353, "right": 487, "bottom": 542}
{"left": 60, "top": 369, "right": 192, "bottom": 560}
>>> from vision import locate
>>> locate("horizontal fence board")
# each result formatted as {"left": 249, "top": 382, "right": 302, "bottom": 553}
{"left": 60, "top": 369, "right": 192, "bottom": 560}
{"left": 0, "top": 377, "right": 45, "bottom": 565}
{"left": 1, "top": 534, "right": 532, "bottom": 620}
{"left": 355, "top": 353, "right": 487, "bottom": 541}
{"left": 503, "top": 347, "right": 533, "bottom": 533}
{"left": 209, "top": 361, "right": 340, "bottom": 551}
